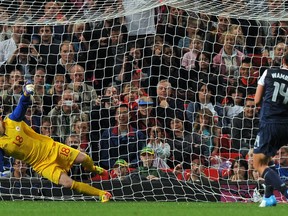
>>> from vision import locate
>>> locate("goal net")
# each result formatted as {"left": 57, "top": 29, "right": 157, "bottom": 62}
{"left": 0, "top": 0, "right": 287, "bottom": 202}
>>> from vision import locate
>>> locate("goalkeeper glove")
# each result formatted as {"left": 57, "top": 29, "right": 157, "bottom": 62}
{"left": 23, "top": 80, "right": 35, "bottom": 96}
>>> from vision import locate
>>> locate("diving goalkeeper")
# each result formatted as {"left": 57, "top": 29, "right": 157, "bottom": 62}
{"left": 0, "top": 81, "right": 111, "bottom": 202}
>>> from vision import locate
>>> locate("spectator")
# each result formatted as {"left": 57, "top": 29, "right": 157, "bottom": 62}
{"left": 147, "top": 126, "right": 171, "bottom": 162}
{"left": 130, "top": 96, "right": 157, "bottom": 137}
{"left": 178, "top": 17, "right": 202, "bottom": 53}
{"left": 192, "top": 108, "right": 219, "bottom": 158}
{"left": 67, "top": 64, "right": 98, "bottom": 112}
{"left": 181, "top": 34, "right": 204, "bottom": 70}
{"left": 237, "top": 57, "right": 258, "bottom": 96}
{"left": 40, "top": 116, "right": 60, "bottom": 142}
{"left": 224, "top": 86, "right": 246, "bottom": 128}
{"left": 173, "top": 156, "right": 209, "bottom": 182}
{"left": 231, "top": 96, "right": 259, "bottom": 157}
{"left": 229, "top": 157, "right": 248, "bottom": 181}
{"left": 213, "top": 31, "right": 245, "bottom": 86}
{"left": 1, "top": 38, "right": 46, "bottom": 80}
{"left": 99, "top": 103, "right": 146, "bottom": 169}
{"left": 228, "top": 24, "right": 247, "bottom": 55}
{"left": 2, "top": 69, "right": 24, "bottom": 116}
{"left": 246, "top": 148, "right": 263, "bottom": 181}
{"left": 43, "top": 73, "right": 66, "bottom": 115}
{"left": 48, "top": 89, "right": 81, "bottom": 142}
{"left": 157, "top": 6, "right": 185, "bottom": 46}
{"left": 72, "top": 114, "right": 90, "bottom": 152}
{"left": 0, "top": 19, "right": 27, "bottom": 66}
{"left": 90, "top": 84, "right": 119, "bottom": 161}
{"left": 275, "top": 146, "right": 288, "bottom": 182}
{"left": 111, "top": 159, "right": 130, "bottom": 180}
{"left": 166, "top": 117, "right": 193, "bottom": 169}
{"left": 33, "top": 25, "right": 61, "bottom": 83}
{"left": 57, "top": 41, "right": 76, "bottom": 81}
{"left": 10, "top": 159, "right": 31, "bottom": 178}
{"left": 154, "top": 79, "right": 185, "bottom": 129}
{"left": 186, "top": 82, "right": 226, "bottom": 127}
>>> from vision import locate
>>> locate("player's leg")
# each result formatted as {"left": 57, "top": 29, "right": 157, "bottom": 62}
{"left": 74, "top": 151, "right": 106, "bottom": 175}
{"left": 58, "top": 172, "right": 111, "bottom": 202}
{"left": 254, "top": 153, "right": 288, "bottom": 206}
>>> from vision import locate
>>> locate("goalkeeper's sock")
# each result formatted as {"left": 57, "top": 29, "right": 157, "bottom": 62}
{"left": 81, "top": 154, "right": 103, "bottom": 174}
{"left": 71, "top": 180, "right": 106, "bottom": 197}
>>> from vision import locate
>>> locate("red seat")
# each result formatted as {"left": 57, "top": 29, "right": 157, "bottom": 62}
{"left": 219, "top": 152, "right": 242, "bottom": 161}
{"left": 219, "top": 134, "right": 231, "bottom": 153}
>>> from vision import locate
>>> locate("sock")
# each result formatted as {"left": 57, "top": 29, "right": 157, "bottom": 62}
{"left": 81, "top": 154, "right": 104, "bottom": 174}
{"left": 264, "top": 161, "right": 276, "bottom": 198}
{"left": 71, "top": 180, "right": 106, "bottom": 197}
{"left": 262, "top": 167, "right": 288, "bottom": 199}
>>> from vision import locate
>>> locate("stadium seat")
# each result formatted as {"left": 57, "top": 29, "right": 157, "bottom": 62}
{"left": 203, "top": 168, "right": 219, "bottom": 181}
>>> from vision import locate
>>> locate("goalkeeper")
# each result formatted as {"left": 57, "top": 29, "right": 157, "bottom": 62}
{"left": 0, "top": 81, "right": 111, "bottom": 202}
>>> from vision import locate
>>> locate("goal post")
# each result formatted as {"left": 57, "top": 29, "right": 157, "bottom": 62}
{"left": 0, "top": 0, "right": 287, "bottom": 202}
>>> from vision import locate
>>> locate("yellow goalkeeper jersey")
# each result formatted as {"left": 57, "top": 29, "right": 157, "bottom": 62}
{"left": 0, "top": 116, "right": 54, "bottom": 167}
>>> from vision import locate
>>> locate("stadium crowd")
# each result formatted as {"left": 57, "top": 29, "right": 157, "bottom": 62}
{"left": 0, "top": 0, "right": 287, "bottom": 184}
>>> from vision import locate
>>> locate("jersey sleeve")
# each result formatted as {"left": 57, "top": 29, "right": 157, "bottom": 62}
{"left": 9, "top": 94, "right": 31, "bottom": 122}
{"left": 258, "top": 70, "right": 267, "bottom": 86}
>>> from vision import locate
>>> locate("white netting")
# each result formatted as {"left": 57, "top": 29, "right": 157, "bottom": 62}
{"left": 0, "top": 0, "right": 287, "bottom": 202}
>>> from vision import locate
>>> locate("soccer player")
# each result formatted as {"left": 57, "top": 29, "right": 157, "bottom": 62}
{"left": 0, "top": 82, "right": 111, "bottom": 202}
{"left": 254, "top": 53, "right": 288, "bottom": 207}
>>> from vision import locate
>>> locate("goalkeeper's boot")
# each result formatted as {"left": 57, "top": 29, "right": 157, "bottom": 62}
{"left": 100, "top": 191, "right": 112, "bottom": 203}
{"left": 259, "top": 195, "right": 277, "bottom": 207}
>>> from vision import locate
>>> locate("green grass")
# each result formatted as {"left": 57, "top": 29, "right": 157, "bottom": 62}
{"left": 0, "top": 201, "right": 288, "bottom": 216}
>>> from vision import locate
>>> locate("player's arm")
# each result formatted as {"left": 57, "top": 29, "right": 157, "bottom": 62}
{"left": 254, "top": 70, "right": 267, "bottom": 106}
{"left": 9, "top": 81, "right": 34, "bottom": 122}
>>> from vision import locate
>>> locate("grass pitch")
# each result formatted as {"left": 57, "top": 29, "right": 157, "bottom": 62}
{"left": 1, "top": 201, "right": 288, "bottom": 216}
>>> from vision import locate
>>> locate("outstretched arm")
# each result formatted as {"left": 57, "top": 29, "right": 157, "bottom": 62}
{"left": 9, "top": 82, "right": 34, "bottom": 122}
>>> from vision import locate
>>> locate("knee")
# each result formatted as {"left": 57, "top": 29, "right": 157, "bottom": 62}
{"left": 58, "top": 173, "right": 73, "bottom": 188}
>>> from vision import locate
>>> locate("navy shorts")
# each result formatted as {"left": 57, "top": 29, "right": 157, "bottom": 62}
{"left": 254, "top": 123, "right": 288, "bottom": 157}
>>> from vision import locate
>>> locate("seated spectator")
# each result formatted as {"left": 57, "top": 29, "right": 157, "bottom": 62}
{"left": 90, "top": 84, "right": 119, "bottom": 161}
{"left": 2, "top": 69, "right": 24, "bottom": 116}
{"left": 213, "top": 31, "right": 245, "bottom": 86}
{"left": 166, "top": 117, "right": 193, "bottom": 169}
{"left": 67, "top": 64, "right": 97, "bottom": 112}
{"left": 237, "top": 57, "right": 258, "bottom": 95}
{"left": 48, "top": 89, "right": 82, "bottom": 142}
{"left": 275, "top": 146, "right": 288, "bottom": 182}
{"left": 147, "top": 126, "right": 170, "bottom": 162}
{"left": 72, "top": 114, "right": 90, "bottom": 152}
{"left": 57, "top": 41, "right": 76, "bottom": 81}
{"left": 130, "top": 147, "right": 170, "bottom": 181}
{"left": 40, "top": 116, "right": 60, "bottom": 142}
{"left": 65, "top": 134, "right": 90, "bottom": 181}
{"left": 246, "top": 148, "right": 263, "bottom": 181}
{"left": 181, "top": 34, "right": 204, "bottom": 70}
{"left": 231, "top": 96, "right": 259, "bottom": 157}
{"left": 229, "top": 157, "right": 248, "bottom": 181}
{"left": 43, "top": 73, "right": 66, "bottom": 115}
{"left": 154, "top": 79, "right": 185, "bottom": 129}
{"left": 173, "top": 156, "right": 209, "bottom": 183}
{"left": 228, "top": 24, "right": 247, "bottom": 55}
{"left": 186, "top": 82, "right": 226, "bottom": 128}
{"left": 1, "top": 38, "right": 46, "bottom": 81}
{"left": 99, "top": 103, "right": 146, "bottom": 169}
{"left": 0, "top": 19, "right": 27, "bottom": 66}
{"left": 130, "top": 96, "right": 157, "bottom": 137}
{"left": 111, "top": 159, "right": 130, "bottom": 180}
{"left": 224, "top": 86, "right": 246, "bottom": 128}
{"left": 178, "top": 17, "right": 202, "bottom": 53}
{"left": 11, "top": 159, "right": 31, "bottom": 178}
{"left": 192, "top": 108, "right": 219, "bottom": 158}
